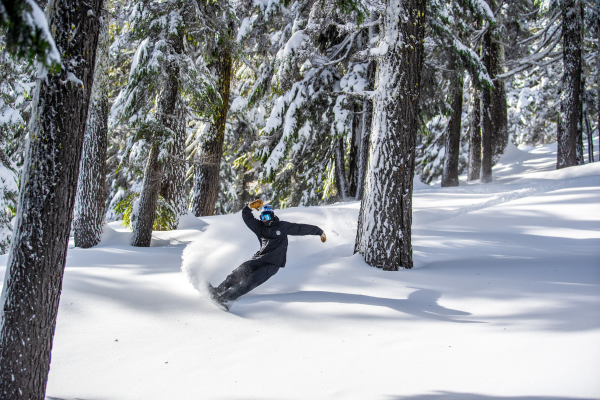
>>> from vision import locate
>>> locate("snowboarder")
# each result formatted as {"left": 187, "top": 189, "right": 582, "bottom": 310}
{"left": 208, "top": 199, "right": 326, "bottom": 310}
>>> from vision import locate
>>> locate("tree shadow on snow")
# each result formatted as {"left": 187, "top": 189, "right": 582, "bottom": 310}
{"left": 46, "top": 397, "right": 92, "bottom": 400}
{"left": 385, "top": 392, "right": 596, "bottom": 400}
{"left": 241, "top": 287, "right": 484, "bottom": 323}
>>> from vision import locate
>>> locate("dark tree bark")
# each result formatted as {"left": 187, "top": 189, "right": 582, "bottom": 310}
{"left": 597, "top": 4, "right": 600, "bottom": 163}
{"left": 355, "top": 60, "right": 375, "bottom": 200}
{"left": 585, "top": 106, "right": 594, "bottom": 162}
{"left": 557, "top": 0, "right": 583, "bottom": 169}
{"left": 481, "top": 1, "right": 507, "bottom": 182}
{"left": 160, "top": 103, "right": 187, "bottom": 225}
{"left": 131, "top": 57, "right": 180, "bottom": 246}
{"left": 191, "top": 49, "right": 232, "bottom": 216}
{"left": 74, "top": 14, "right": 109, "bottom": 248}
{"left": 576, "top": 76, "right": 585, "bottom": 165}
{"left": 355, "top": 0, "right": 426, "bottom": 270}
{"left": 347, "top": 102, "right": 360, "bottom": 196}
{"left": 490, "top": 76, "right": 508, "bottom": 164}
{"left": 0, "top": 0, "right": 103, "bottom": 398}
{"left": 468, "top": 86, "right": 482, "bottom": 180}
{"left": 481, "top": 26, "right": 494, "bottom": 183}
{"left": 441, "top": 69, "right": 464, "bottom": 187}
{"left": 333, "top": 136, "right": 348, "bottom": 200}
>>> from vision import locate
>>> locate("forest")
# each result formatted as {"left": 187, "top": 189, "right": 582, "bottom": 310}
{"left": 0, "top": 0, "right": 598, "bottom": 398}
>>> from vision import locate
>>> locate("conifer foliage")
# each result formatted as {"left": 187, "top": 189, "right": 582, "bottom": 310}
{"left": 109, "top": 0, "right": 221, "bottom": 245}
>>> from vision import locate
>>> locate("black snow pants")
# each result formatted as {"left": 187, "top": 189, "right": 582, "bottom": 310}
{"left": 216, "top": 261, "right": 280, "bottom": 302}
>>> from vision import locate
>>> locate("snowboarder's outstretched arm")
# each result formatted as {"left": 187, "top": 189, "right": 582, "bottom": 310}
{"left": 242, "top": 204, "right": 262, "bottom": 234}
{"left": 282, "top": 221, "right": 323, "bottom": 237}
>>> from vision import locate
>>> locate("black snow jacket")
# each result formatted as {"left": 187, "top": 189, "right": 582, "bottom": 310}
{"left": 242, "top": 205, "right": 323, "bottom": 267}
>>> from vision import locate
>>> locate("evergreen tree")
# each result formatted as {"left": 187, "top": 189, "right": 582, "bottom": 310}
{"left": 190, "top": 40, "right": 235, "bottom": 216}
{"left": 0, "top": 36, "right": 32, "bottom": 254}
{"left": 0, "top": 0, "right": 104, "bottom": 397}
{"left": 557, "top": 0, "right": 583, "bottom": 168}
{"left": 355, "top": 0, "right": 426, "bottom": 270}
{"left": 0, "top": 0, "right": 60, "bottom": 68}
{"left": 109, "top": 0, "right": 219, "bottom": 245}
{"left": 481, "top": 0, "right": 507, "bottom": 183}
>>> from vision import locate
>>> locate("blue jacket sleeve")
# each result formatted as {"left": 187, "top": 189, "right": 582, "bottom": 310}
{"left": 242, "top": 205, "right": 262, "bottom": 235}
{"left": 282, "top": 221, "right": 323, "bottom": 236}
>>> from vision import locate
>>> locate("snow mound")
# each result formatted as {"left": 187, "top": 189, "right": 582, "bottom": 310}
{"left": 511, "top": 162, "right": 600, "bottom": 184}
{"left": 97, "top": 223, "right": 132, "bottom": 247}
{"left": 176, "top": 211, "right": 208, "bottom": 230}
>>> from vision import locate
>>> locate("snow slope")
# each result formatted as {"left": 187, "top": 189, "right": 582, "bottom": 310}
{"left": 0, "top": 143, "right": 599, "bottom": 400}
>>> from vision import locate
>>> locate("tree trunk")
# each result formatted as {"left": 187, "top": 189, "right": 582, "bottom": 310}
{"left": 355, "top": 0, "right": 426, "bottom": 270}
{"left": 191, "top": 49, "right": 232, "bottom": 216}
{"left": 355, "top": 93, "right": 373, "bottom": 200}
{"left": 131, "top": 144, "right": 164, "bottom": 246}
{"left": 557, "top": 0, "right": 582, "bottom": 169}
{"left": 160, "top": 104, "right": 187, "bottom": 226}
{"left": 576, "top": 75, "right": 585, "bottom": 165}
{"left": 468, "top": 86, "right": 482, "bottom": 180}
{"left": 355, "top": 57, "right": 376, "bottom": 200}
{"left": 131, "top": 41, "right": 181, "bottom": 246}
{"left": 597, "top": 4, "right": 600, "bottom": 163}
{"left": 235, "top": 169, "right": 253, "bottom": 211}
{"left": 490, "top": 76, "right": 508, "bottom": 164}
{"left": 481, "top": 34, "right": 493, "bottom": 181}
{"left": 585, "top": 106, "right": 594, "bottom": 162}
{"left": 441, "top": 70, "right": 464, "bottom": 187}
{"left": 347, "top": 102, "right": 360, "bottom": 196}
{"left": 481, "top": 1, "right": 506, "bottom": 182}
{"left": 0, "top": 0, "right": 103, "bottom": 398}
{"left": 74, "top": 13, "right": 110, "bottom": 248}
{"left": 333, "top": 136, "right": 348, "bottom": 200}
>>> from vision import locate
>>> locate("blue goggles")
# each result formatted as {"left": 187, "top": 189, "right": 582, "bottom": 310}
{"left": 260, "top": 204, "right": 274, "bottom": 221}
{"left": 260, "top": 211, "right": 273, "bottom": 221}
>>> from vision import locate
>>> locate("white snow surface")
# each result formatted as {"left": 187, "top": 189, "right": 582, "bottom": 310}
{"left": 1, "top": 143, "right": 599, "bottom": 399}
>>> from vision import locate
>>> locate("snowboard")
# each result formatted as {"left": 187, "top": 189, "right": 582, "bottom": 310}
{"left": 206, "top": 283, "right": 231, "bottom": 312}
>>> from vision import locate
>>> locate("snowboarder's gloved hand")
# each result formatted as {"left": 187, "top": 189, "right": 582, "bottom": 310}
{"left": 249, "top": 199, "right": 263, "bottom": 210}
{"left": 320, "top": 233, "right": 326, "bottom": 243}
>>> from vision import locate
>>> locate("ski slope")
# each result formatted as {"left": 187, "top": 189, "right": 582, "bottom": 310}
{"left": 1, "top": 143, "right": 599, "bottom": 400}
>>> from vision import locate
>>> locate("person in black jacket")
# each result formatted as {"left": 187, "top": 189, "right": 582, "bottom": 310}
{"left": 209, "top": 199, "right": 326, "bottom": 310}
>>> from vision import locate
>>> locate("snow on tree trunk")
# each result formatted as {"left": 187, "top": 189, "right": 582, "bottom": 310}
{"left": 191, "top": 49, "right": 232, "bottom": 217}
{"left": 131, "top": 54, "right": 180, "bottom": 247}
{"left": 441, "top": 69, "right": 464, "bottom": 187}
{"left": 468, "top": 86, "right": 482, "bottom": 180}
{"left": 74, "top": 11, "right": 109, "bottom": 249}
{"left": 355, "top": 0, "right": 426, "bottom": 270}
{"left": 160, "top": 104, "right": 187, "bottom": 226}
{"left": 0, "top": 0, "right": 103, "bottom": 397}
{"left": 557, "top": 0, "right": 582, "bottom": 169}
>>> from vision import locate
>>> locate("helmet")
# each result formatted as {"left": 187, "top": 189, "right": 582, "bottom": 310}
{"left": 260, "top": 204, "right": 274, "bottom": 221}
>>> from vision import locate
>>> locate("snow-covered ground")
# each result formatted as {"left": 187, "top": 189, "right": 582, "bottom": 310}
{"left": 1, "top": 143, "right": 599, "bottom": 400}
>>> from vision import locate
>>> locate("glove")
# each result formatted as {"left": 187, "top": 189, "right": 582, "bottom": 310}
{"left": 320, "top": 233, "right": 326, "bottom": 243}
{"left": 249, "top": 199, "right": 263, "bottom": 210}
